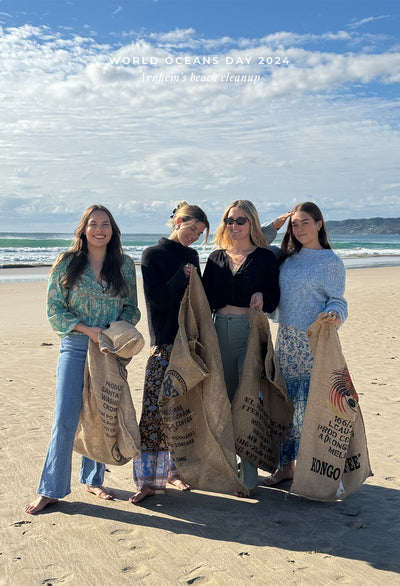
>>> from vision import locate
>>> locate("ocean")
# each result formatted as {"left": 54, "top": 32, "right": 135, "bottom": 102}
{"left": 0, "top": 232, "right": 399, "bottom": 283}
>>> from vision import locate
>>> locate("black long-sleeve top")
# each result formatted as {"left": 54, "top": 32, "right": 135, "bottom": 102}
{"left": 202, "top": 247, "right": 280, "bottom": 313}
{"left": 141, "top": 237, "right": 200, "bottom": 346}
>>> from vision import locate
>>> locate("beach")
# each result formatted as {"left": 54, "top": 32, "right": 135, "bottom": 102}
{"left": 1, "top": 267, "right": 400, "bottom": 585}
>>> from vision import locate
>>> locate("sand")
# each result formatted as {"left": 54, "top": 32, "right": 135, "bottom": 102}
{"left": 1, "top": 267, "right": 399, "bottom": 585}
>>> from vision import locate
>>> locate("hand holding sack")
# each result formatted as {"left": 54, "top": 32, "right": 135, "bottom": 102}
{"left": 231, "top": 308, "right": 294, "bottom": 473}
{"left": 291, "top": 312, "right": 373, "bottom": 501}
{"left": 158, "top": 270, "right": 248, "bottom": 495}
{"left": 74, "top": 321, "right": 144, "bottom": 466}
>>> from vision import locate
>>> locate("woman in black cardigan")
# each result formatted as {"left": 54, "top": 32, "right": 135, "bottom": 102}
{"left": 203, "top": 199, "right": 280, "bottom": 496}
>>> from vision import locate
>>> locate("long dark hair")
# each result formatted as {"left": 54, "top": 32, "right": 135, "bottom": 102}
{"left": 51, "top": 204, "right": 129, "bottom": 297}
{"left": 281, "top": 202, "right": 331, "bottom": 258}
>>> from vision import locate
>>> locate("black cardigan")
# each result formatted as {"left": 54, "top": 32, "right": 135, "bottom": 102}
{"left": 202, "top": 247, "right": 280, "bottom": 313}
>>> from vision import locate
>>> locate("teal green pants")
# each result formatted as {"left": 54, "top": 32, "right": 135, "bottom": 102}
{"left": 214, "top": 313, "right": 259, "bottom": 491}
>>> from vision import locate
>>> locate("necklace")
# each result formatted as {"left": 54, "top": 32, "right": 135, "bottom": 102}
{"left": 227, "top": 246, "right": 256, "bottom": 274}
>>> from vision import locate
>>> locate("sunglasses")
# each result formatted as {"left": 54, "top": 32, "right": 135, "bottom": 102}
{"left": 224, "top": 216, "right": 249, "bottom": 226}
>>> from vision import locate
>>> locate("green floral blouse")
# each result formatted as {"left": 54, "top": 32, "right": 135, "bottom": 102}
{"left": 47, "top": 254, "right": 141, "bottom": 337}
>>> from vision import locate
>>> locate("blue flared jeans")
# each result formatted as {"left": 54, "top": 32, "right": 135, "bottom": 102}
{"left": 37, "top": 334, "right": 105, "bottom": 499}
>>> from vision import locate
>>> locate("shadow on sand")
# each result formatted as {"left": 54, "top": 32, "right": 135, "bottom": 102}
{"left": 49, "top": 480, "right": 400, "bottom": 575}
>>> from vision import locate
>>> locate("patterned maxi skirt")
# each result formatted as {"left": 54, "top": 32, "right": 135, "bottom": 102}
{"left": 133, "top": 344, "right": 177, "bottom": 490}
{"left": 275, "top": 324, "right": 314, "bottom": 466}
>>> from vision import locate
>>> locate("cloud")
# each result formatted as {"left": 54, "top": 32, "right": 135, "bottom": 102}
{"left": 1, "top": 24, "right": 400, "bottom": 231}
{"left": 150, "top": 28, "right": 196, "bottom": 43}
{"left": 119, "top": 147, "right": 248, "bottom": 190}
{"left": 349, "top": 15, "right": 391, "bottom": 30}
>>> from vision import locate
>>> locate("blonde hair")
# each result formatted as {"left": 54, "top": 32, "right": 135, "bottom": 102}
{"left": 167, "top": 201, "right": 210, "bottom": 244}
{"left": 213, "top": 200, "right": 267, "bottom": 249}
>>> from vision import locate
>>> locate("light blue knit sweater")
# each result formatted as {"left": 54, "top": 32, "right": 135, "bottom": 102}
{"left": 277, "top": 247, "right": 348, "bottom": 331}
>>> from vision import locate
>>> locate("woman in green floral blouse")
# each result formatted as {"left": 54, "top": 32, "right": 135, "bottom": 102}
{"left": 25, "top": 204, "right": 140, "bottom": 514}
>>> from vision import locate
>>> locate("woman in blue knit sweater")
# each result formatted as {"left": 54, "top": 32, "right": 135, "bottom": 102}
{"left": 264, "top": 202, "right": 348, "bottom": 486}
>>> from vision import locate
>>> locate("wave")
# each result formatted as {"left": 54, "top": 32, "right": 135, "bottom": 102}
{"left": 1, "top": 232, "right": 400, "bottom": 267}
{"left": 335, "top": 247, "right": 400, "bottom": 257}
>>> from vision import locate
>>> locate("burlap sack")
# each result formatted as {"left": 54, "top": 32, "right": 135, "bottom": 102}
{"left": 231, "top": 308, "right": 294, "bottom": 472}
{"left": 291, "top": 312, "right": 373, "bottom": 501}
{"left": 98, "top": 319, "right": 145, "bottom": 358}
{"left": 74, "top": 321, "right": 143, "bottom": 466}
{"left": 158, "top": 270, "right": 248, "bottom": 495}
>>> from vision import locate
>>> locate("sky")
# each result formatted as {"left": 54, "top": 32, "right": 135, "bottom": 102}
{"left": 0, "top": 0, "right": 400, "bottom": 233}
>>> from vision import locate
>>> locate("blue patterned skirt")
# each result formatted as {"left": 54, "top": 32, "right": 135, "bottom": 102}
{"left": 276, "top": 324, "right": 314, "bottom": 466}
{"left": 133, "top": 344, "right": 177, "bottom": 490}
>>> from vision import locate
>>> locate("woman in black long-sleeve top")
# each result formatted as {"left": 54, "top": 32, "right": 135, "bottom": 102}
{"left": 202, "top": 200, "right": 280, "bottom": 496}
{"left": 130, "top": 201, "right": 209, "bottom": 504}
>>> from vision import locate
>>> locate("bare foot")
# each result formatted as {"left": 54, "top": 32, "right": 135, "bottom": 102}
{"left": 263, "top": 470, "right": 293, "bottom": 486}
{"left": 168, "top": 473, "right": 191, "bottom": 491}
{"left": 234, "top": 490, "right": 256, "bottom": 498}
{"left": 85, "top": 485, "right": 116, "bottom": 500}
{"left": 263, "top": 462, "right": 295, "bottom": 486}
{"left": 24, "top": 496, "right": 58, "bottom": 515}
{"left": 129, "top": 485, "right": 155, "bottom": 504}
